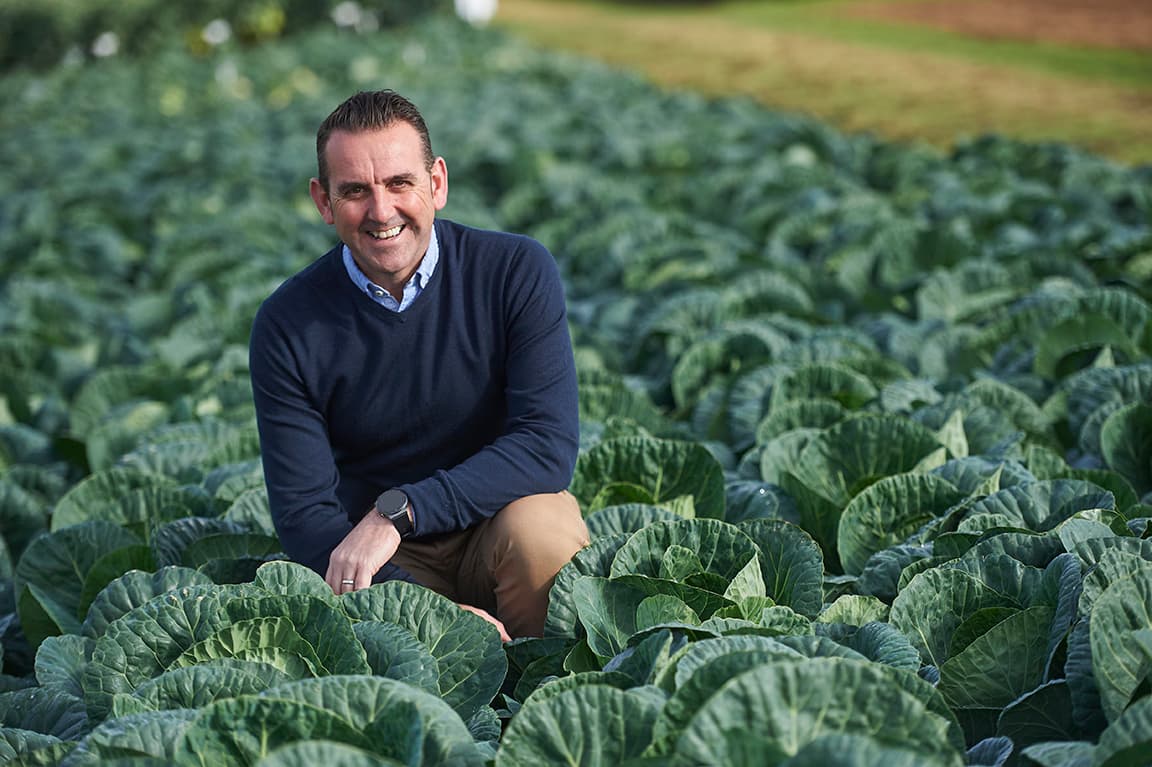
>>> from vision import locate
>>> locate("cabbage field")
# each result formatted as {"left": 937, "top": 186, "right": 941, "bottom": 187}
{"left": 2, "top": 10, "right": 1152, "bottom": 767}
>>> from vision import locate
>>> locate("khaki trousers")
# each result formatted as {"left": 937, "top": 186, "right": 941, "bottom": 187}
{"left": 388, "top": 491, "right": 589, "bottom": 638}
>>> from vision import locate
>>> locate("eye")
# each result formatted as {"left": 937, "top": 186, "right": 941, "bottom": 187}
{"left": 339, "top": 184, "right": 367, "bottom": 199}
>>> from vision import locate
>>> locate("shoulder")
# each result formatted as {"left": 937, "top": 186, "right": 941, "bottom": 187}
{"left": 436, "top": 219, "right": 555, "bottom": 271}
{"left": 254, "top": 245, "right": 344, "bottom": 327}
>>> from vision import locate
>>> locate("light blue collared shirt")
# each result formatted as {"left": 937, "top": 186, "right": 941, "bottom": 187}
{"left": 342, "top": 227, "right": 440, "bottom": 312}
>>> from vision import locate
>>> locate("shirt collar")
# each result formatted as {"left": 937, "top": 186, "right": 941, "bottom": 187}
{"left": 342, "top": 225, "right": 440, "bottom": 298}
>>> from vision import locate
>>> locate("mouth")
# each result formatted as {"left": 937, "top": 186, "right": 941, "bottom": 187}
{"left": 366, "top": 224, "right": 405, "bottom": 241}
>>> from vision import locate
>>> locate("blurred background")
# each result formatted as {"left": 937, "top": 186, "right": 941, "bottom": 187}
{"left": 492, "top": 0, "right": 1152, "bottom": 164}
{"left": 1, "top": 0, "right": 1148, "bottom": 162}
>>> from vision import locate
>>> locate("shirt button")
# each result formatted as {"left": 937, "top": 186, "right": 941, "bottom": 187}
{"left": 373, "top": 289, "right": 385, "bottom": 298}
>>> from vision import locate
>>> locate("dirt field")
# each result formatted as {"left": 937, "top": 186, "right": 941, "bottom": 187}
{"left": 849, "top": 0, "right": 1152, "bottom": 50}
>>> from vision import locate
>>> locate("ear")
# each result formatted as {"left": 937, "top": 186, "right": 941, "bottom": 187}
{"left": 309, "top": 177, "right": 335, "bottom": 224}
{"left": 430, "top": 157, "right": 449, "bottom": 211}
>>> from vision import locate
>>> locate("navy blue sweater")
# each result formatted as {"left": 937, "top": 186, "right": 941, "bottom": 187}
{"left": 249, "top": 219, "right": 579, "bottom": 582}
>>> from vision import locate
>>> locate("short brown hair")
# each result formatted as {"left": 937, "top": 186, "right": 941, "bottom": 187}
{"left": 315, "top": 90, "right": 434, "bottom": 189}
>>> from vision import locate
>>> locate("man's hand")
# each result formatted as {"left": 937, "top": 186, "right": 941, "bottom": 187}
{"left": 325, "top": 511, "right": 401, "bottom": 594}
{"left": 457, "top": 603, "right": 511, "bottom": 641}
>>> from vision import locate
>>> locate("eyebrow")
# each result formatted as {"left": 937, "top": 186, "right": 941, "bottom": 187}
{"left": 334, "top": 173, "right": 419, "bottom": 197}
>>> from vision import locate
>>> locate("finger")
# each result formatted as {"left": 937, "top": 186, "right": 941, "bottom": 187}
{"left": 325, "top": 565, "right": 356, "bottom": 595}
{"left": 324, "top": 565, "right": 341, "bottom": 595}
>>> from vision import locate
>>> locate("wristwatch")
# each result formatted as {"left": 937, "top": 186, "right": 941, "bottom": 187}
{"left": 375, "top": 489, "right": 413, "bottom": 538}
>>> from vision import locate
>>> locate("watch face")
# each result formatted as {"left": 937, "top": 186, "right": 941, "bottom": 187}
{"left": 378, "top": 488, "right": 408, "bottom": 516}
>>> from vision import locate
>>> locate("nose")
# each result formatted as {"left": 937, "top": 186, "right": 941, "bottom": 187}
{"left": 367, "top": 186, "right": 395, "bottom": 223}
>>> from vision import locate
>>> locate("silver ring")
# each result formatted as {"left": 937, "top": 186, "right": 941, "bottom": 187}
{"left": 341, "top": 579, "right": 355, "bottom": 585}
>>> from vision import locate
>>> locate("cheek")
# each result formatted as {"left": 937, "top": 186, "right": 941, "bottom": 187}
{"left": 331, "top": 202, "right": 359, "bottom": 228}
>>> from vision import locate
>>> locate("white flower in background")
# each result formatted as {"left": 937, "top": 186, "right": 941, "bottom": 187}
{"left": 455, "top": 0, "right": 497, "bottom": 26}
{"left": 331, "top": 1, "right": 363, "bottom": 28}
{"left": 202, "top": 19, "right": 232, "bottom": 46}
{"left": 91, "top": 31, "right": 119, "bottom": 58}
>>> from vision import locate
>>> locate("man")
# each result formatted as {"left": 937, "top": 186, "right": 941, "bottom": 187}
{"left": 249, "top": 89, "right": 588, "bottom": 639}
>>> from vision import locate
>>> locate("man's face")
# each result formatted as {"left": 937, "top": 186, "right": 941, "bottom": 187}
{"left": 310, "top": 122, "right": 448, "bottom": 296}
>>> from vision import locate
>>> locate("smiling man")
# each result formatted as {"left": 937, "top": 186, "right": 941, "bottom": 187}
{"left": 249, "top": 90, "right": 588, "bottom": 639}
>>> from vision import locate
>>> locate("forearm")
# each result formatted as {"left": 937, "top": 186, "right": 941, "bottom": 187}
{"left": 402, "top": 268, "right": 579, "bottom": 536}
{"left": 251, "top": 305, "right": 415, "bottom": 582}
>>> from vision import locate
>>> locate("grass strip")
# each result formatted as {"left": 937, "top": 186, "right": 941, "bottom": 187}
{"left": 494, "top": 0, "right": 1152, "bottom": 165}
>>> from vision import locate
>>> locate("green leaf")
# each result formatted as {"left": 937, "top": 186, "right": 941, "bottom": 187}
{"left": 817, "top": 595, "right": 889, "bottom": 626}
{"left": 571, "top": 576, "right": 645, "bottom": 660}
{"left": 768, "top": 363, "right": 879, "bottom": 413}
{"left": 759, "top": 428, "right": 821, "bottom": 484}
{"left": 957, "top": 479, "right": 1116, "bottom": 535}
{"left": 82, "top": 589, "right": 364, "bottom": 723}
{"left": 938, "top": 605, "right": 1056, "bottom": 710}
{"left": 51, "top": 468, "right": 210, "bottom": 537}
{"left": 1089, "top": 566, "right": 1152, "bottom": 722}
{"left": 352, "top": 622, "right": 439, "bottom": 695}
{"left": 738, "top": 519, "right": 824, "bottom": 619}
{"left": 779, "top": 414, "right": 945, "bottom": 568}
{"left": 934, "top": 409, "right": 969, "bottom": 459}
{"left": 786, "top": 414, "right": 946, "bottom": 508}
{"left": 636, "top": 595, "right": 699, "bottom": 632}
{"left": 815, "top": 621, "right": 921, "bottom": 672}
{"left": 84, "top": 400, "right": 170, "bottom": 472}
{"left": 0, "top": 728, "right": 73, "bottom": 765}
{"left": 258, "top": 740, "right": 406, "bottom": 767}
{"left": 1100, "top": 403, "right": 1152, "bottom": 496}
{"left": 1079, "top": 550, "right": 1152, "bottom": 619}
{"left": 1034, "top": 313, "right": 1142, "bottom": 380}
{"left": 659, "top": 545, "right": 704, "bottom": 582}
{"left": 890, "top": 567, "right": 1020, "bottom": 667}
{"left": 837, "top": 472, "right": 967, "bottom": 575}
{"left": 1019, "top": 740, "right": 1097, "bottom": 767}
{"left": 34, "top": 634, "right": 94, "bottom": 699}
{"left": 545, "top": 533, "right": 629, "bottom": 639}
{"left": 601, "top": 630, "right": 679, "bottom": 688}
{"left": 584, "top": 504, "right": 681, "bottom": 539}
{"left": 784, "top": 733, "right": 962, "bottom": 766}
{"left": 170, "top": 616, "right": 329, "bottom": 677}
{"left": 571, "top": 437, "right": 727, "bottom": 519}
{"left": 0, "top": 686, "right": 89, "bottom": 741}
{"left": 723, "top": 554, "right": 766, "bottom": 603}
{"left": 1095, "top": 695, "right": 1152, "bottom": 767}
{"left": 498, "top": 685, "right": 662, "bottom": 767}
{"left": 172, "top": 697, "right": 374, "bottom": 765}
{"left": 15, "top": 520, "right": 141, "bottom": 649}
{"left": 340, "top": 581, "right": 506, "bottom": 722}
{"left": 996, "top": 680, "right": 1077, "bottom": 752}
{"left": 755, "top": 398, "right": 849, "bottom": 445}
{"left": 255, "top": 676, "right": 483, "bottom": 766}
{"left": 77, "top": 544, "right": 156, "bottom": 619}
{"left": 66, "top": 708, "right": 199, "bottom": 763}
{"left": 119, "top": 659, "right": 294, "bottom": 714}
{"left": 81, "top": 565, "right": 213, "bottom": 639}
{"left": 611, "top": 519, "right": 762, "bottom": 589}
{"left": 252, "top": 560, "right": 338, "bottom": 604}
{"left": 663, "top": 659, "right": 964, "bottom": 764}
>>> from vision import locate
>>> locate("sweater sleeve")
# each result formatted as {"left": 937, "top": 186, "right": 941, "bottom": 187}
{"left": 249, "top": 299, "right": 415, "bottom": 583}
{"left": 398, "top": 238, "right": 580, "bottom": 536}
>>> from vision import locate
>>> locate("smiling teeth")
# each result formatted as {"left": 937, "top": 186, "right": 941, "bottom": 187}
{"left": 369, "top": 225, "right": 404, "bottom": 240}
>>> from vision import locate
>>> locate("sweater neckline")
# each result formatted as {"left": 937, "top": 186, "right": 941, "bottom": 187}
{"left": 331, "top": 227, "right": 445, "bottom": 321}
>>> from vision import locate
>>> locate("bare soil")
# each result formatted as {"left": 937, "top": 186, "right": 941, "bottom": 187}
{"left": 849, "top": 0, "right": 1152, "bottom": 50}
